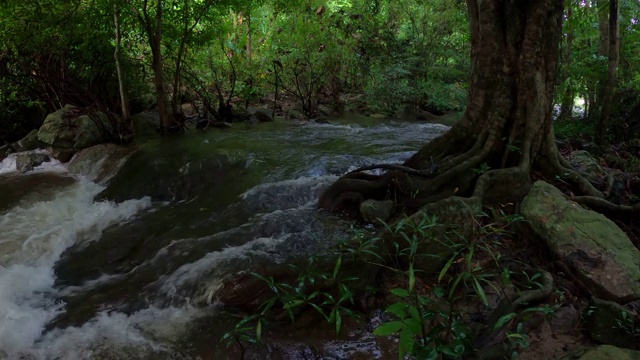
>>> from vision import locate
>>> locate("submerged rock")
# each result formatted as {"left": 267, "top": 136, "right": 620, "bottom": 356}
{"left": 67, "top": 143, "right": 137, "bottom": 183}
{"left": 521, "top": 181, "right": 640, "bottom": 302}
{"left": 96, "top": 139, "right": 247, "bottom": 202}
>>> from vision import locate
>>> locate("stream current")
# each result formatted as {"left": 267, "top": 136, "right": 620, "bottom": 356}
{"left": 0, "top": 119, "right": 448, "bottom": 359}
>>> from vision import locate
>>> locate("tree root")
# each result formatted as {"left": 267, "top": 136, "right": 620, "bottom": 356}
{"left": 475, "top": 270, "right": 553, "bottom": 354}
{"left": 347, "top": 162, "right": 438, "bottom": 178}
{"left": 572, "top": 195, "right": 640, "bottom": 217}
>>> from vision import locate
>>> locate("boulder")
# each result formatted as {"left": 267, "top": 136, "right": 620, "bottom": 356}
{"left": 561, "top": 345, "right": 640, "bottom": 360}
{"left": 521, "top": 181, "right": 640, "bottom": 302}
{"left": 359, "top": 199, "right": 395, "bottom": 223}
{"left": 131, "top": 111, "right": 160, "bottom": 138}
{"left": 584, "top": 298, "right": 638, "bottom": 349}
{"left": 569, "top": 150, "right": 605, "bottom": 182}
{"left": 247, "top": 107, "right": 273, "bottom": 122}
{"left": 15, "top": 153, "right": 50, "bottom": 173}
{"left": 38, "top": 104, "right": 113, "bottom": 150}
{"left": 285, "top": 108, "right": 306, "bottom": 121}
{"left": 181, "top": 103, "right": 198, "bottom": 117}
{"left": 13, "top": 129, "right": 44, "bottom": 152}
{"left": 550, "top": 305, "right": 581, "bottom": 335}
{"left": 50, "top": 148, "right": 75, "bottom": 163}
{"left": 0, "top": 144, "right": 14, "bottom": 161}
{"left": 67, "top": 143, "right": 137, "bottom": 184}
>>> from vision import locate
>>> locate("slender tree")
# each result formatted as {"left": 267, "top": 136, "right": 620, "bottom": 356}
{"left": 595, "top": 0, "right": 620, "bottom": 145}
{"left": 114, "top": 4, "right": 130, "bottom": 122}
{"left": 129, "top": 0, "right": 174, "bottom": 134}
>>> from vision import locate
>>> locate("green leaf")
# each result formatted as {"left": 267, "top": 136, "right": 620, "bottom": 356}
{"left": 409, "top": 262, "right": 415, "bottom": 293}
{"left": 399, "top": 327, "right": 414, "bottom": 359}
{"left": 373, "top": 320, "right": 403, "bottom": 336}
{"left": 256, "top": 318, "right": 263, "bottom": 342}
{"left": 438, "top": 253, "right": 457, "bottom": 283}
{"left": 473, "top": 277, "right": 488, "bottom": 305}
{"left": 332, "top": 254, "right": 342, "bottom": 279}
{"left": 386, "top": 302, "right": 409, "bottom": 318}
{"left": 389, "top": 288, "right": 410, "bottom": 298}
{"left": 493, "top": 312, "right": 517, "bottom": 330}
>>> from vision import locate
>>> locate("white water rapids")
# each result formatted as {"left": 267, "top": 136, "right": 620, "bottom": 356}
{"left": 0, "top": 120, "right": 449, "bottom": 359}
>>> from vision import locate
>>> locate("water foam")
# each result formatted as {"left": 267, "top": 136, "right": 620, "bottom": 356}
{"left": 0, "top": 155, "right": 17, "bottom": 174}
{"left": 158, "top": 236, "right": 287, "bottom": 304}
{"left": 0, "top": 177, "right": 152, "bottom": 359}
{"left": 28, "top": 305, "right": 200, "bottom": 360}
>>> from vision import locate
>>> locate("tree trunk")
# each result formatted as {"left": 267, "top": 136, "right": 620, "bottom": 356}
{"left": 595, "top": 0, "right": 619, "bottom": 146}
{"left": 171, "top": 0, "right": 190, "bottom": 116}
{"left": 113, "top": 5, "right": 130, "bottom": 122}
{"left": 150, "top": 0, "right": 172, "bottom": 134}
{"left": 558, "top": 4, "right": 575, "bottom": 121}
{"left": 594, "top": 0, "right": 610, "bottom": 113}
{"left": 320, "top": 0, "right": 603, "bottom": 214}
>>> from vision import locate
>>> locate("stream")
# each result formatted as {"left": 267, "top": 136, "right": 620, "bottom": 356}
{"left": 0, "top": 118, "right": 448, "bottom": 359}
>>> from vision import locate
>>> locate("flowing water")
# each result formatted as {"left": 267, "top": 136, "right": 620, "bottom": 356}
{"left": 0, "top": 118, "right": 448, "bottom": 359}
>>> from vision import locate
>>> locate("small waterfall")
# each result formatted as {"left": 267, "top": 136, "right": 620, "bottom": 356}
{"left": 0, "top": 178, "right": 151, "bottom": 359}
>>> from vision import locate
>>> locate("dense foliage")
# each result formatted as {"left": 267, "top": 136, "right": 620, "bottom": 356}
{"left": 0, "top": 0, "right": 639, "bottom": 143}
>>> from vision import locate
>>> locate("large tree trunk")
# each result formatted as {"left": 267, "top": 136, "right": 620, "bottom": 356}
{"left": 595, "top": 0, "right": 619, "bottom": 146}
{"left": 320, "top": 0, "right": 603, "bottom": 214}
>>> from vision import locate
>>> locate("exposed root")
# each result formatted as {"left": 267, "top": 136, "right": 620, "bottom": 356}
{"left": 347, "top": 162, "right": 438, "bottom": 178}
{"left": 552, "top": 153, "right": 605, "bottom": 198}
{"left": 572, "top": 195, "right": 640, "bottom": 217}
{"left": 475, "top": 270, "right": 553, "bottom": 352}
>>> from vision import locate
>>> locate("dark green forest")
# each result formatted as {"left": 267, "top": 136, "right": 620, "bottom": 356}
{"left": 1, "top": 0, "right": 637, "bottom": 142}
{"left": 2, "top": 0, "right": 640, "bottom": 359}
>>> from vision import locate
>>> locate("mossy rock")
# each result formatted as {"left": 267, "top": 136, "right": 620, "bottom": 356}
{"left": 521, "top": 181, "right": 640, "bottom": 302}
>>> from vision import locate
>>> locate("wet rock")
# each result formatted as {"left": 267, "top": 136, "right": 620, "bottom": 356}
{"left": 551, "top": 305, "right": 580, "bottom": 335}
{"left": 314, "top": 117, "right": 331, "bottom": 124}
{"left": 15, "top": 152, "right": 50, "bottom": 173}
{"left": 131, "top": 111, "right": 160, "bottom": 138}
{"left": 181, "top": 103, "right": 198, "bottom": 117}
{"left": 38, "top": 104, "right": 114, "bottom": 149}
{"left": 561, "top": 345, "right": 640, "bottom": 359}
{"left": 359, "top": 199, "right": 394, "bottom": 223}
{"left": 209, "top": 121, "right": 232, "bottom": 129}
{"left": 67, "top": 143, "right": 136, "bottom": 183}
{"left": 569, "top": 150, "right": 605, "bottom": 182}
{"left": 521, "top": 181, "right": 640, "bottom": 302}
{"left": 96, "top": 140, "right": 246, "bottom": 202}
{"left": 286, "top": 108, "right": 306, "bottom": 121}
{"left": 0, "top": 144, "right": 14, "bottom": 161}
{"left": 49, "top": 147, "right": 75, "bottom": 163}
{"left": 13, "top": 129, "right": 44, "bottom": 152}
{"left": 248, "top": 106, "right": 273, "bottom": 122}
{"left": 584, "top": 298, "right": 638, "bottom": 349}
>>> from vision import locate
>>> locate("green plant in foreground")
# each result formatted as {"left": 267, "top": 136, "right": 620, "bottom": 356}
{"left": 223, "top": 207, "right": 532, "bottom": 359}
